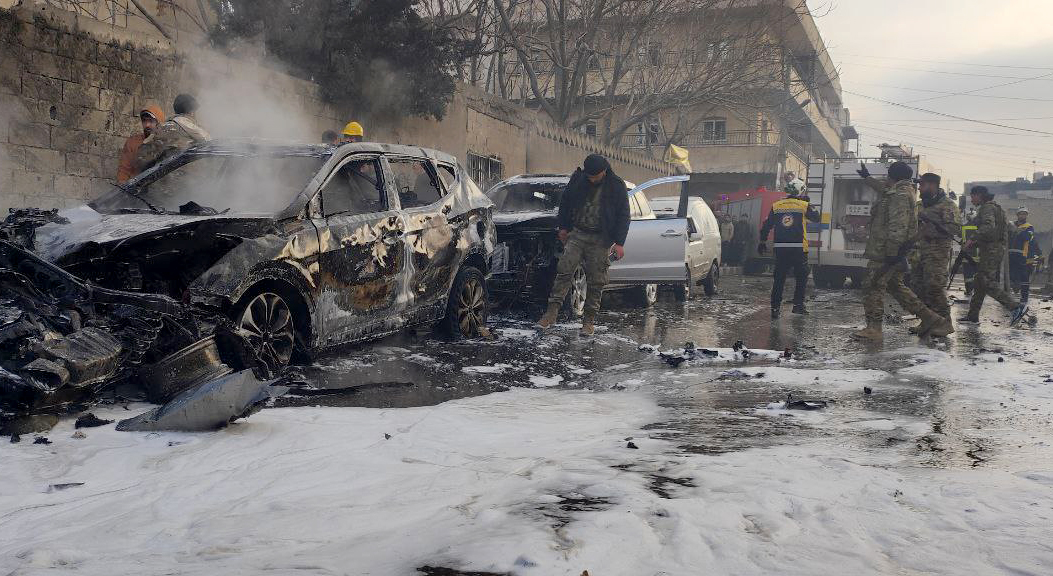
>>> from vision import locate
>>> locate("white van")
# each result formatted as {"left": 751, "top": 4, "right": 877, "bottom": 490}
{"left": 630, "top": 175, "right": 722, "bottom": 298}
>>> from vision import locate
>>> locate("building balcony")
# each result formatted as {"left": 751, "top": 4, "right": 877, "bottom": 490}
{"left": 615, "top": 130, "right": 811, "bottom": 175}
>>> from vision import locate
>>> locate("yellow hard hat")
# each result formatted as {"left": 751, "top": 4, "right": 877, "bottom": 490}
{"left": 341, "top": 121, "right": 364, "bottom": 137}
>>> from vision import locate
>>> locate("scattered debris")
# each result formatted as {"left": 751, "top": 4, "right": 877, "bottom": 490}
{"left": 46, "top": 482, "right": 84, "bottom": 492}
{"left": 384, "top": 433, "right": 392, "bottom": 439}
{"left": 74, "top": 413, "right": 113, "bottom": 429}
{"left": 782, "top": 348, "right": 793, "bottom": 360}
{"left": 784, "top": 394, "right": 828, "bottom": 410}
{"left": 998, "top": 357, "right": 1005, "bottom": 363}
{"left": 627, "top": 441, "right": 639, "bottom": 449}
{"left": 864, "top": 386, "right": 873, "bottom": 395}
{"left": 116, "top": 370, "right": 288, "bottom": 432}
{"left": 33, "top": 436, "right": 51, "bottom": 444}
{"left": 71, "top": 430, "right": 85, "bottom": 439}
{"left": 10, "top": 433, "right": 19, "bottom": 443}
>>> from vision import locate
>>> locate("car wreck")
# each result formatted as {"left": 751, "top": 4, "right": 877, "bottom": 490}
{"left": 1, "top": 140, "right": 495, "bottom": 433}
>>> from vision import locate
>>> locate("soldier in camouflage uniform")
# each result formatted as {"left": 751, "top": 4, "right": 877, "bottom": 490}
{"left": 852, "top": 161, "right": 952, "bottom": 341}
{"left": 538, "top": 154, "right": 630, "bottom": 336}
{"left": 961, "top": 186, "right": 1027, "bottom": 323}
{"left": 909, "top": 174, "right": 961, "bottom": 332}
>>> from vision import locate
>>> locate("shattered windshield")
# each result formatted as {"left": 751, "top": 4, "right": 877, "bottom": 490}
{"left": 486, "top": 181, "right": 566, "bottom": 213}
{"left": 91, "top": 154, "right": 326, "bottom": 216}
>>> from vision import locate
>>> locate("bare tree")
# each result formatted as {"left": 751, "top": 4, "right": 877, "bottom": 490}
{"left": 434, "top": 0, "right": 826, "bottom": 147}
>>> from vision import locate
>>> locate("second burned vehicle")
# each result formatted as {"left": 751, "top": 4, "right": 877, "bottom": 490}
{"left": 485, "top": 174, "right": 693, "bottom": 315}
{"left": 25, "top": 141, "right": 495, "bottom": 370}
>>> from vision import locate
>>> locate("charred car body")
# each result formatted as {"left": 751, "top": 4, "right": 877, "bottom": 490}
{"left": 486, "top": 174, "right": 689, "bottom": 315}
{"left": 1, "top": 140, "right": 494, "bottom": 429}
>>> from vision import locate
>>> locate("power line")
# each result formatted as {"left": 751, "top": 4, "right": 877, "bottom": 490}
{"left": 857, "top": 115, "right": 1053, "bottom": 123}
{"left": 858, "top": 134, "right": 1043, "bottom": 174}
{"left": 858, "top": 126, "right": 1053, "bottom": 164}
{"left": 848, "top": 82, "right": 1053, "bottom": 102}
{"left": 856, "top": 121, "right": 1053, "bottom": 138}
{"left": 902, "top": 71, "right": 1053, "bottom": 106}
{"left": 839, "top": 61, "right": 1053, "bottom": 80}
{"left": 843, "top": 91, "right": 1053, "bottom": 136}
{"left": 837, "top": 53, "right": 1053, "bottom": 71}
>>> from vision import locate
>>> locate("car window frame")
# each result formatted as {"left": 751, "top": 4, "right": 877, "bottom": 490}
{"left": 111, "top": 150, "right": 320, "bottom": 219}
{"left": 382, "top": 155, "right": 446, "bottom": 211}
{"left": 315, "top": 153, "right": 388, "bottom": 219}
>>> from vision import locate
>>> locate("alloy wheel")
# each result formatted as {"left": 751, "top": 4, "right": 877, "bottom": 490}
{"left": 239, "top": 292, "right": 295, "bottom": 370}
{"left": 570, "top": 265, "right": 588, "bottom": 317}
{"left": 456, "top": 275, "right": 486, "bottom": 336}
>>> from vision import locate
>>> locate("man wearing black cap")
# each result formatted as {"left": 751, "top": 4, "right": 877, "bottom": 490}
{"left": 962, "top": 186, "right": 1028, "bottom": 324}
{"left": 538, "top": 154, "right": 631, "bottom": 335}
{"left": 852, "top": 161, "right": 952, "bottom": 340}
{"left": 910, "top": 173, "right": 961, "bottom": 331}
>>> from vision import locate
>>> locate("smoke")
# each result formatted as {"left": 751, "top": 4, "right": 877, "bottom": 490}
{"left": 182, "top": 45, "right": 342, "bottom": 143}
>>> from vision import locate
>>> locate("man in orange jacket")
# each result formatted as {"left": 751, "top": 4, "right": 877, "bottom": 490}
{"left": 117, "top": 105, "right": 165, "bottom": 183}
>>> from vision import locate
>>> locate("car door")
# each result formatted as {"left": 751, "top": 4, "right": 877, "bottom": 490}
{"left": 383, "top": 155, "right": 457, "bottom": 318}
{"left": 608, "top": 187, "right": 688, "bottom": 285}
{"left": 696, "top": 201, "right": 724, "bottom": 272}
{"left": 312, "top": 154, "right": 407, "bottom": 344}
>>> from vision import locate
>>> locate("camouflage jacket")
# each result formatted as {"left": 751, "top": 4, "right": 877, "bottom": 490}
{"left": 865, "top": 179, "right": 918, "bottom": 260}
{"left": 917, "top": 191, "right": 961, "bottom": 247}
{"left": 974, "top": 200, "right": 1008, "bottom": 248}
{"left": 135, "top": 114, "right": 210, "bottom": 173}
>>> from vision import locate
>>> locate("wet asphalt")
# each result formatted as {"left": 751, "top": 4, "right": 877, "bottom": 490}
{"left": 284, "top": 272, "right": 1053, "bottom": 470}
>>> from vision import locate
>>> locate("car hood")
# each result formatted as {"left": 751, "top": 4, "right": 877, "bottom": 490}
{"left": 493, "top": 210, "right": 557, "bottom": 227}
{"left": 32, "top": 205, "right": 269, "bottom": 263}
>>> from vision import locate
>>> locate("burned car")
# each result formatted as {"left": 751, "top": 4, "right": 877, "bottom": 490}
{"left": 32, "top": 141, "right": 495, "bottom": 368}
{"left": 486, "top": 174, "right": 688, "bottom": 315}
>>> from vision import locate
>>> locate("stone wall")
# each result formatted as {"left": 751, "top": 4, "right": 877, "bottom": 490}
{"left": 0, "top": 4, "right": 667, "bottom": 213}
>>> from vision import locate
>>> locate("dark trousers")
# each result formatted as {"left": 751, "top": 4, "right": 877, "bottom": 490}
{"left": 771, "top": 248, "right": 808, "bottom": 309}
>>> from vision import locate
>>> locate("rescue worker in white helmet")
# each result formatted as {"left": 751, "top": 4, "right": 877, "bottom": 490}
{"left": 758, "top": 175, "right": 820, "bottom": 318}
{"left": 1009, "top": 206, "right": 1042, "bottom": 302}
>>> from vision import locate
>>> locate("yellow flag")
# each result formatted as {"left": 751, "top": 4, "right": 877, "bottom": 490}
{"left": 664, "top": 144, "right": 691, "bottom": 173}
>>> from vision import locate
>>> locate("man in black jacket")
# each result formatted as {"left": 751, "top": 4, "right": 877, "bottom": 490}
{"left": 538, "top": 154, "right": 631, "bottom": 335}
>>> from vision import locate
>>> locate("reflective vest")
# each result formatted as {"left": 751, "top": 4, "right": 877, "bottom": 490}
{"left": 962, "top": 223, "right": 979, "bottom": 262}
{"left": 1009, "top": 222, "right": 1036, "bottom": 261}
{"left": 761, "top": 197, "right": 818, "bottom": 252}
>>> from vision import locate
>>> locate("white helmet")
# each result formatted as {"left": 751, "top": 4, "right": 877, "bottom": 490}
{"left": 1017, "top": 206, "right": 1029, "bottom": 214}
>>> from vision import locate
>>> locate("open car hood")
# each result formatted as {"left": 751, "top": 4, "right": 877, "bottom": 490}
{"left": 32, "top": 205, "right": 263, "bottom": 263}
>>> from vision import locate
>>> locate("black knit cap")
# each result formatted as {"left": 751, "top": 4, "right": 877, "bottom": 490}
{"left": 888, "top": 161, "right": 913, "bottom": 182}
{"left": 971, "top": 185, "right": 991, "bottom": 197}
{"left": 583, "top": 154, "right": 610, "bottom": 175}
{"left": 920, "top": 173, "right": 940, "bottom": 184}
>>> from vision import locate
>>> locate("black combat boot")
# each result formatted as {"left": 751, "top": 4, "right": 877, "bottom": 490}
{"left": 791, "top": 305, "right": 808, "bottom": 315}
{"left": 771, "top": 308, "right": 780, "bottom": 319}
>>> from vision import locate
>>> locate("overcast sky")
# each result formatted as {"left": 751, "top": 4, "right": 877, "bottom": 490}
{"left": 813, "top": 0, "right": 1053, "bottom": 192}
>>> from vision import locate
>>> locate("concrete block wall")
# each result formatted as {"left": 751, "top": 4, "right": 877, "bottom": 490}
{"left": 0, "top": 5, "right": 666, "bottom": 213}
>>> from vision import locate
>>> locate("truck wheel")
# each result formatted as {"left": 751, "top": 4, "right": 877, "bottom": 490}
{"left": 442, "top": 265, "right": 489, "bottom": 338}
{"left": 701, "top": 263, "right": 719, "bottom": 296}
{"left": 628, "top": 284, "right": 657, "bottom": 307}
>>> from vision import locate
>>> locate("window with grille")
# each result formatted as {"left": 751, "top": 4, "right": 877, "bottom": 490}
{"left": 467, "top": 153, "right": 503, "bottom": 190}
{"left": 702, "top": 119, "right": 726, "bottom": 143}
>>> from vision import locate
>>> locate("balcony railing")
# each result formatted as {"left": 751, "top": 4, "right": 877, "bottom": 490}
{"left": 616, "top": 130, "right": 780, "bottom": 149}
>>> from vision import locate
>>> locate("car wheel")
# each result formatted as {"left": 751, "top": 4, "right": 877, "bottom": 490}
{"left": 674, "top": 269, "right": 692, "bottom": 302}
{"left": 630, "top": 283, "right": 658, "bottom": 307}
{"left": 236, "top": 290, "right": 296, "bottom": 371}
{"left": 443, "top": 265, "right": 488, "bottom": 338}
{"left": 563, "top": 264, "right": 588, "bottom": 318}
{"left": 702, "top": 262, "right": 719, "bottom": 296}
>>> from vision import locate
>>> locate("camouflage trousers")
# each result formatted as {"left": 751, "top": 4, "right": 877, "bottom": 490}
{"left": 967, "top": 248, "right": 1018, "bottom": 318}
{"left": 548, "top": 231, "right": 611, "bottom": 319}
{"left": 914, "top": 245, "right": 952, "bottom": 319}
{"left": 862, "top": 260, "right": 931, "bottom": 324}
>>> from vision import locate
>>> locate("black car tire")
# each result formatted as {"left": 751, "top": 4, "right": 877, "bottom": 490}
{"left": 674, "top": 269, "right": 692, "bottom": 301}
{"left": 232, "top": 284, "right": 305, "bottom": 372}
{"left": 702, "top": 262, "right": 719, "bottom": 297}
{"left": 442, "top": 265, "right": 489, "bottom": 338}
{"left": 629, "top": 284, "right": 658, "bottom": 307}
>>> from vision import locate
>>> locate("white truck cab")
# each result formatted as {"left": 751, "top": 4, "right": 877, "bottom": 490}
{"left": 806, "top": 156, "right": 923, "bottom": 288}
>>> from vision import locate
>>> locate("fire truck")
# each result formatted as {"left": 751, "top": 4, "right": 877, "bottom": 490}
{"left": 805, "top": 146, "right": 933, "bottom": 288}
